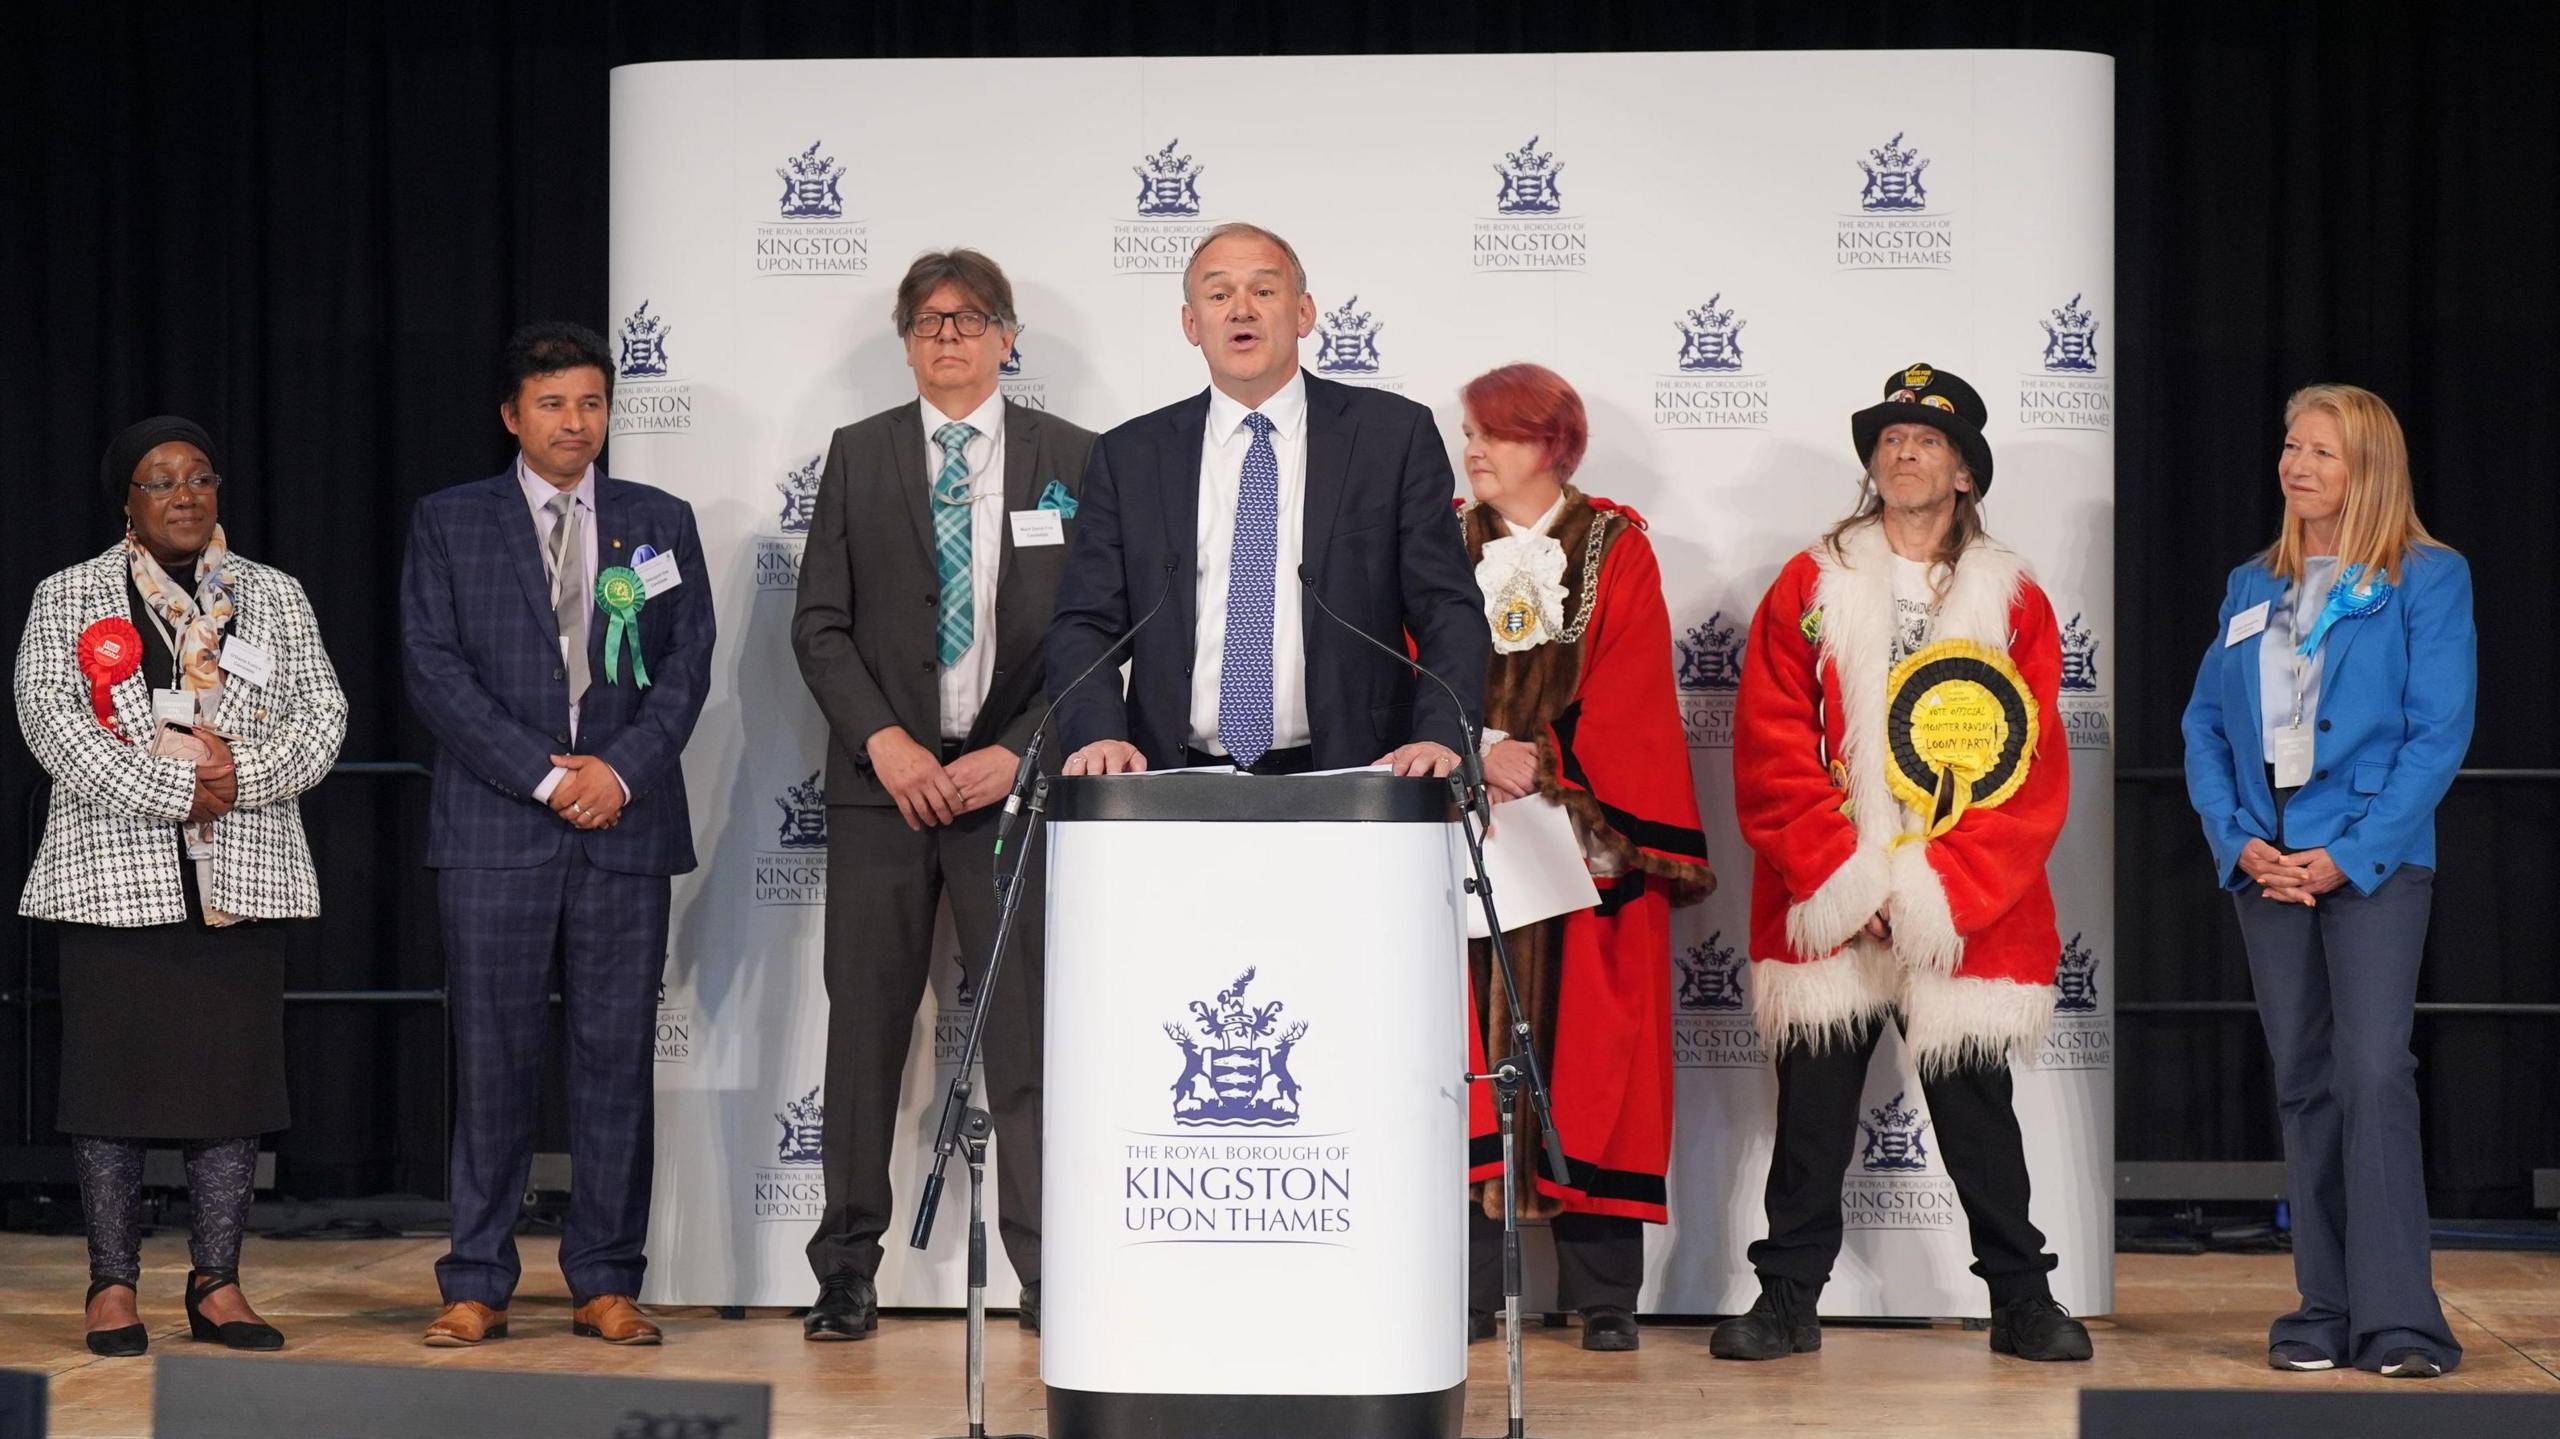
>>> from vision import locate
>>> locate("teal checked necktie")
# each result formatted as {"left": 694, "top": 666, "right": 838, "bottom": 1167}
{"left": 931, "top": 421, "right": 979, "bottom": 667}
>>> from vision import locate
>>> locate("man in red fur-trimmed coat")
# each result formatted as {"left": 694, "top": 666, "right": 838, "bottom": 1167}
{"left": 1713, "top": 363, "right": 2092, "bottom": 1364}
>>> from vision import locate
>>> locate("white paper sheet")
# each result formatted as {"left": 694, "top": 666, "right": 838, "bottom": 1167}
{"left": 1461, "top": 793, "right": 1602, "bottom": 938}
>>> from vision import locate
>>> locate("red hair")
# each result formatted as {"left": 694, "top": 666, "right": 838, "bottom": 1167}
{"left": 1460, "top": 363, "right": 1588, "bottom": 481}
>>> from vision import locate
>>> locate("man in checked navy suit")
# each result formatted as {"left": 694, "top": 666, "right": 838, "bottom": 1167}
{"left": 399, "top": 322, "right": 714, "bottom": 1348}
{"left": 1048, "top": 222, "right": 1486, "bottom": 781}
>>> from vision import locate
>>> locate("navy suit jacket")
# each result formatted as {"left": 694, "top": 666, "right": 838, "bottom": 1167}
{"left": 401, "top": 470, "right": 715, "bottom": 874}
{"left": 2180, "top": 545, "right": 2475, "bottom": 895}
{"left": 1046, "top": 371, "right": 1487, "bottom": 769}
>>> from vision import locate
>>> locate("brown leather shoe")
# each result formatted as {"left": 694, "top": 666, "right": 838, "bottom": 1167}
{"left": 572, "top": 1295, "right": 662, "bottom": 1345}
{"left": 423, "top": 1300, "right": 507, "bottom": 1347}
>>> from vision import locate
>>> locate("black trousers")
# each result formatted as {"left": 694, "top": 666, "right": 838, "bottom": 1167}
{"left": 1469, "top": 1208, "right": 1644, "bottom": 1314}
{"left": 1747, "top": 1015, "right": 2056, "bottom": 1306}
{"left": 806, "top": 795, "right": 1044, "bottom": 1288}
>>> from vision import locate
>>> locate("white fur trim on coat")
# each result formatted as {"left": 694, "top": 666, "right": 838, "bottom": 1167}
{"left": 1785, "top": 840, "right": 1891, "bottom": 962}
{"left": 1887, "top": 841, "right": 1962, "bottom": 974}
{"left": 1751, "top": 941, "right": 1898, "bottom": 1054}
{"left": 1901, "top": 968, "right": 2056, "bottom": 1077}
{"left": 1812, "top": 522, "right": 2031, "bottom": 987}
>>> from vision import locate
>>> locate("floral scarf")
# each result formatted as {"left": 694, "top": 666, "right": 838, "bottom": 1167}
{"left": 127, "top": 524, "right": 238, "bottom": 924}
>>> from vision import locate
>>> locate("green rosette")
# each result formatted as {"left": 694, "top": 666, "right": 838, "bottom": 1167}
{"left": 595, "top": 565, "right": 650, "bottom": 688}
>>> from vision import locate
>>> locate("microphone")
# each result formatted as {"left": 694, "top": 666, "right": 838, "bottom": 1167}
{"left": 994, "top": 551, "right": 1180, "bottom": 857}
{"left": 1295, "top": 561, "right": 1485, "bottom": 815}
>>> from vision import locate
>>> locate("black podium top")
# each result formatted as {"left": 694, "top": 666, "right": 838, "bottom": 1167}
{"left": 1047, "top": 771, "right": 1459, "bottom": 823}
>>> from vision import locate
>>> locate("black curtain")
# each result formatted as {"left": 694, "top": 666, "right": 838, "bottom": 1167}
{"left": 4, "top": 2, "right": 2553, "bottom": 1215}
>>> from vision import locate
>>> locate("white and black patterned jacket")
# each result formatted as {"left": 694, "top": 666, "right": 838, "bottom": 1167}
{"left": 15, "top": 545, "right": 347, "bottom": 926}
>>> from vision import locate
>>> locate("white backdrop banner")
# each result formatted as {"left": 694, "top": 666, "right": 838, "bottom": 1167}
{"left": 613, "top": 49, "right": 2114, "bottom": 1316}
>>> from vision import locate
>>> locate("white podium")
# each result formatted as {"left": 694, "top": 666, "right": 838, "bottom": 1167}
{"left": 1041, "top": 772, "right": 1470, "bottom": 1439}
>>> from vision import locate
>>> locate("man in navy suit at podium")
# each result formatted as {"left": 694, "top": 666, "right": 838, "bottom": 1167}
{"left": 1048, "top": 223, "right": 1486, "bottom": 779}
{"left": 399, "top": 322, "right": 714, "bottom": 1349}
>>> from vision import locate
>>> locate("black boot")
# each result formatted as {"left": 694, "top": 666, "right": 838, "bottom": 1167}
{"left": 1989, "top": 1294, "right": 2092, "bottom": 1362}
{"left": 1709, "top": 1277, "right": 1820, "bottom": 1360}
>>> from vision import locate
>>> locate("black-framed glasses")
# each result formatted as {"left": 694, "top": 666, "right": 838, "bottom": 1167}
{"left": 910, "top": 310, "right": 997, "bottom": 338}
{"left": 130, "top": 473, "right": 224, "bottom": 498}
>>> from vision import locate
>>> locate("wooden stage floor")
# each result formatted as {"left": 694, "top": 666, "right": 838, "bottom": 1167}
{"left": 2, "top": 1234, "right": 2554, "bottom": 1437}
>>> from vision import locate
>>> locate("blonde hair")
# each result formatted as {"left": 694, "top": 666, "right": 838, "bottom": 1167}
{"left": 2263, "top": 383, "right": 2442, "bottom": 587}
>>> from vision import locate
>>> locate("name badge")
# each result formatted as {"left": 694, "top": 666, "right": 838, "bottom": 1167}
{"left": 2224, "top": 601, "right": 2269, "bottom": 647}
{"left": 634, "top": 550, "right": 682, "bottom": 596}
{"left": 219, "top": 636, "right": 274, "bottom": 686}
{"left": 1009, "top": 510, "right": 1066, "bottom": 548}
{"left": 2271, "top": 723, "right": 2314, "bottom": 790}
{"left": 153, "top": 689, "right": 196, "bottom": 727}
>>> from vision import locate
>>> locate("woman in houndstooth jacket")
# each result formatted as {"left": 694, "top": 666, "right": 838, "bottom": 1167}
{"left": 15, "top": 417, "right": 346, "bottom": 1356}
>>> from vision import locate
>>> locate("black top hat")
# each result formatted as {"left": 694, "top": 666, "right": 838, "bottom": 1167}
{"left": 1849, "top": 361, "right": 1993, "bottom": 494}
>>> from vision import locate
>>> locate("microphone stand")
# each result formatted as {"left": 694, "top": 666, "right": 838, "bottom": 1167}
{"left": 1454, "top": 781, "right": 1562, "bottom": 1439}
{"left": 931, "top": 1107, "right": 1036, "bottom": 1439}
{"left": 910, "top": 550, "right": 1176, "bottom": 1439}
{"left": 1297, "top": 573, "right": 1567, "bottom": 1439}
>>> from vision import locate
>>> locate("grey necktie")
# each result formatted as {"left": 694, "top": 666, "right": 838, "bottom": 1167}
{"left": 546, "top": 491, "right": 591, "bottom": 709}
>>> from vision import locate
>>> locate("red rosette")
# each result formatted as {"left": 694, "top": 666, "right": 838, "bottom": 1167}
{"left": 77, "top": 617, "right": 144, "bottom": 739}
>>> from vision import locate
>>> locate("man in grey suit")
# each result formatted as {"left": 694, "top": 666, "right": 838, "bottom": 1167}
{"left": 790, "top": 249, "right": 1097, "bottom": 1341}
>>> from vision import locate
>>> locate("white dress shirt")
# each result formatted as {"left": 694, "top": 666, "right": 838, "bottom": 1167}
{"left": 518, "top": 459, "right": 621, "bottom": 804}
{"left": 922, "top": 392, "right": 1008, "bottom": 742}
{"left": 1188, "top": 372, "right": 1311, "bottom": 753}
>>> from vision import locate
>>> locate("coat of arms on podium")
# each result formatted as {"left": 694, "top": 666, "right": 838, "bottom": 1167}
{"left": 1164, "top": 967, "right": 1308, "bottom": 1128}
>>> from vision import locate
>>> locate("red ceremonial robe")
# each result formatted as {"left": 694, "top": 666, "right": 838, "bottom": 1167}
{"left": 1460, "top": 490, "right": 1712, "bottom": 1224}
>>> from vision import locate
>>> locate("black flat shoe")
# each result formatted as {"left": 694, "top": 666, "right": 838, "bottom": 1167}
{"left": 1579, "top": 1306, "right": 1639, "bottom": 1352}
{"left": 84, "top": 1278, "right": 147, "bottom": 1358}
{"left": 2381, "top": 1349, "right": 2443, "bottom": 1379}
{"left": 1989, "top": 1295, "right": 2091, "bottom": 1362}
{"left": 1017, "top": 1281, "right": 1040, "bottom": 1335}
{"left": 185, "top": 1268, "right": 284, "bottom": 1351}
{"left": 803, "top": 1272, "right": 879, "bottom": 1341}
{"left": 1467, "top": 1308, "right": 1497, "bottom": 1343}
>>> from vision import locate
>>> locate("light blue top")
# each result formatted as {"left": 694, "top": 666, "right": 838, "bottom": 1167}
{"left": 2257, "top": 554, "right": 2339, "bottom": 764}
{"left": 2181, "top": 545, "right": 2476, "bottom": 894}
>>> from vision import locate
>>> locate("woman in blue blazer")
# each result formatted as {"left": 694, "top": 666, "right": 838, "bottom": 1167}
{"left": 2181, "top": 384, "right": 2474, "bottom": 1378}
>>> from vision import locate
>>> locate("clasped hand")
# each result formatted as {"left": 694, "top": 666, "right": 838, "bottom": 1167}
{"left": 868, "top": 728, "right": 1012, "bottom": 830}
{"left": 187, "top": 731, "right": 237, "bottom": 824}
{"left": 2239, "top": 838, "right": 2346, "bottom": 906}
{"left": 548, "top": 753, "right": 627, "bottom": 831}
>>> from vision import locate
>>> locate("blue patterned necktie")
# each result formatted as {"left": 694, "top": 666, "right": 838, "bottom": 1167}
{"left": 1219, "top": 411, "right": 1279, "bottom": 767}
{"left": 931, "top": 421, "right": 979, "bottom": 667}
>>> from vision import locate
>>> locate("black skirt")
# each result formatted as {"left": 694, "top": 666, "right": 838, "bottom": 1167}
{"left": 55, "top": 918, "right": 292, "bottom": 1139}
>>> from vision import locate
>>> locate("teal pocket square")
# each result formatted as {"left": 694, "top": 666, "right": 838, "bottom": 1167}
{"left": 1037, "top": 480, "right": 1079, "bottom": 519}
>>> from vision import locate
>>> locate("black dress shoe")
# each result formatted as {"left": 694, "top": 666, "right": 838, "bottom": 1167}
{"left": 1710, "top": 1282, "right": 1820, "bottom": 1361}
{"left": 1579, "top": 1306, "right": 1639, "bottom": 1352}
{"left": 1467, "top": 1308, "right": 1497, "bottom": 1343}
{"left": 1017, "top": 1281, "right": 1040, "bottom": 1334}
{"left": 84, "top": 1278, "right": 147, "bottom": 1358}
{"left": 185, "top": 1269, "right": 284, "bottom": 1351}
{"left": 1989, "top": 1295, "right": 2092, "bottom": 1362}
{"left": 803, "top": 1273, "right": 879, "bottom": 1342}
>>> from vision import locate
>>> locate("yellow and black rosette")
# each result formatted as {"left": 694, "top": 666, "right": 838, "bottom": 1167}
{"left": 596, "top": 565, "right": 650, "bottom": 688}
{"left": 1883, "top": 638, "right": 2036, "bottom": 845}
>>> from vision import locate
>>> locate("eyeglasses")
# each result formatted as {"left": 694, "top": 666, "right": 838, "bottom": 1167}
{"left": 131, "top": 473, "right": 224, "bottom": 498}
{"left": 909, "top": 310, "right": 998, "bottom": 338}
